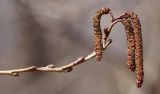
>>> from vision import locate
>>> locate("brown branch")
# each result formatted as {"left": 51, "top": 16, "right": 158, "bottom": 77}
{"left": 0, "top": 39, "right": 112, "bottom": 76}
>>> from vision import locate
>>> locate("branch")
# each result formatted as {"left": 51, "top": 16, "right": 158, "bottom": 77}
{"left": 0, "top": 7, "right": 144, "bottom": 88}
{"left": 0, "top": 39, "right": 112, "bottom": 76}
{"left": 0, "top": 8, "right": 121, "bottom": 76}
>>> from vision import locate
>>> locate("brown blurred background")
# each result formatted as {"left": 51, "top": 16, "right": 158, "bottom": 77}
{"left": 0, "top": 0, "right": 159, "bottom": 94}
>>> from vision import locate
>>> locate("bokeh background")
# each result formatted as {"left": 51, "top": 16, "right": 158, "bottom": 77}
{"left": 0, "top": 0, "right": 159, "bottom": 94}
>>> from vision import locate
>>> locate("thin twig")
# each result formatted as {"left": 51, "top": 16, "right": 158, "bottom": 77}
{"left": 0, "top": 40, "right": 112, "bottom": 76}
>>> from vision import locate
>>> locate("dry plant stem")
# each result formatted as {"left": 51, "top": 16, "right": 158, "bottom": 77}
{"left": 93, "top": 7, "right": 110, "bottom": 61}
{"left": 0, "top": 40, "right": 112, "bottom": 76}
{"left": 121, "top": 18, "right": 136, "bottom": 72}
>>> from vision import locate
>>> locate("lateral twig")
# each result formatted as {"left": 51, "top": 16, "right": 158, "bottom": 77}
{"left": 0, "top": 40, "right": 112, "bottom": 76}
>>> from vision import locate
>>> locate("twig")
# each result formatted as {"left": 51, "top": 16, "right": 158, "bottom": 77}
{"left": 0, "top": 40, "right": 112, "bottom": 76}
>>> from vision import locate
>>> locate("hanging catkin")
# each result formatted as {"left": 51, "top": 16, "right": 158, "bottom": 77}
{"left": 121, "top": 18, "right": 136, "bottom": 72}
{"left": 93, "top": 7, "right": 110, "bottom": 61}
{"left": 127, "top": 11, "right": 144, "bottom": 88}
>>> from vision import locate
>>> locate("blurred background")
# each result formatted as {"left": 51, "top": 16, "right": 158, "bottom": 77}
{"left": 0, "top": 0, "right": 159, "bottom": 94}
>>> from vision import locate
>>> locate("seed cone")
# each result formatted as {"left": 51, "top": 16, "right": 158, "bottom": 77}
{"left": 93, "top": 7, "right": 110, "bottom": 61}
{"left": 122, "top": 18, "right": 136, "bottom": 72}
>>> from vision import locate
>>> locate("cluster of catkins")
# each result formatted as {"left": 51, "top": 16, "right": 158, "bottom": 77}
{"left": 93, "top": 7, "right": 144, "bottom": 88}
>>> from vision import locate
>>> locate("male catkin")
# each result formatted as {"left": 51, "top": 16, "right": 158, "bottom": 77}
{"left": 122, "top": 18, "right": 136, "bottom": 71}
{"left": 93, "top": 7, "right": 110, "bottom": 61}
{"left": 127, "top": 12, "right": 144, "bottom": 88}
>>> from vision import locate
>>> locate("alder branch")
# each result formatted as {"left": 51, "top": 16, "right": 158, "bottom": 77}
{"left": 0, "top": 9, "right": 119, "bottom": 76}
{"left": 0, "top": 7, "right": 144, "bottom": 88}
{"left": 0, "top": 40, "right": 112, "bottom": 76}
{"left": 0, "top": 11, "right": 120, "bottom": 76}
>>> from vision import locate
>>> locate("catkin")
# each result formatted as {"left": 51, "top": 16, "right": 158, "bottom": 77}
{"left": 93, "top": 7, "right": 110, "bottom": 61}
{"left": 121, "top": 18, "right": 136, "bottom": 72}
{"left": 127, "top": 11, "right": 144, "bottom": 88}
